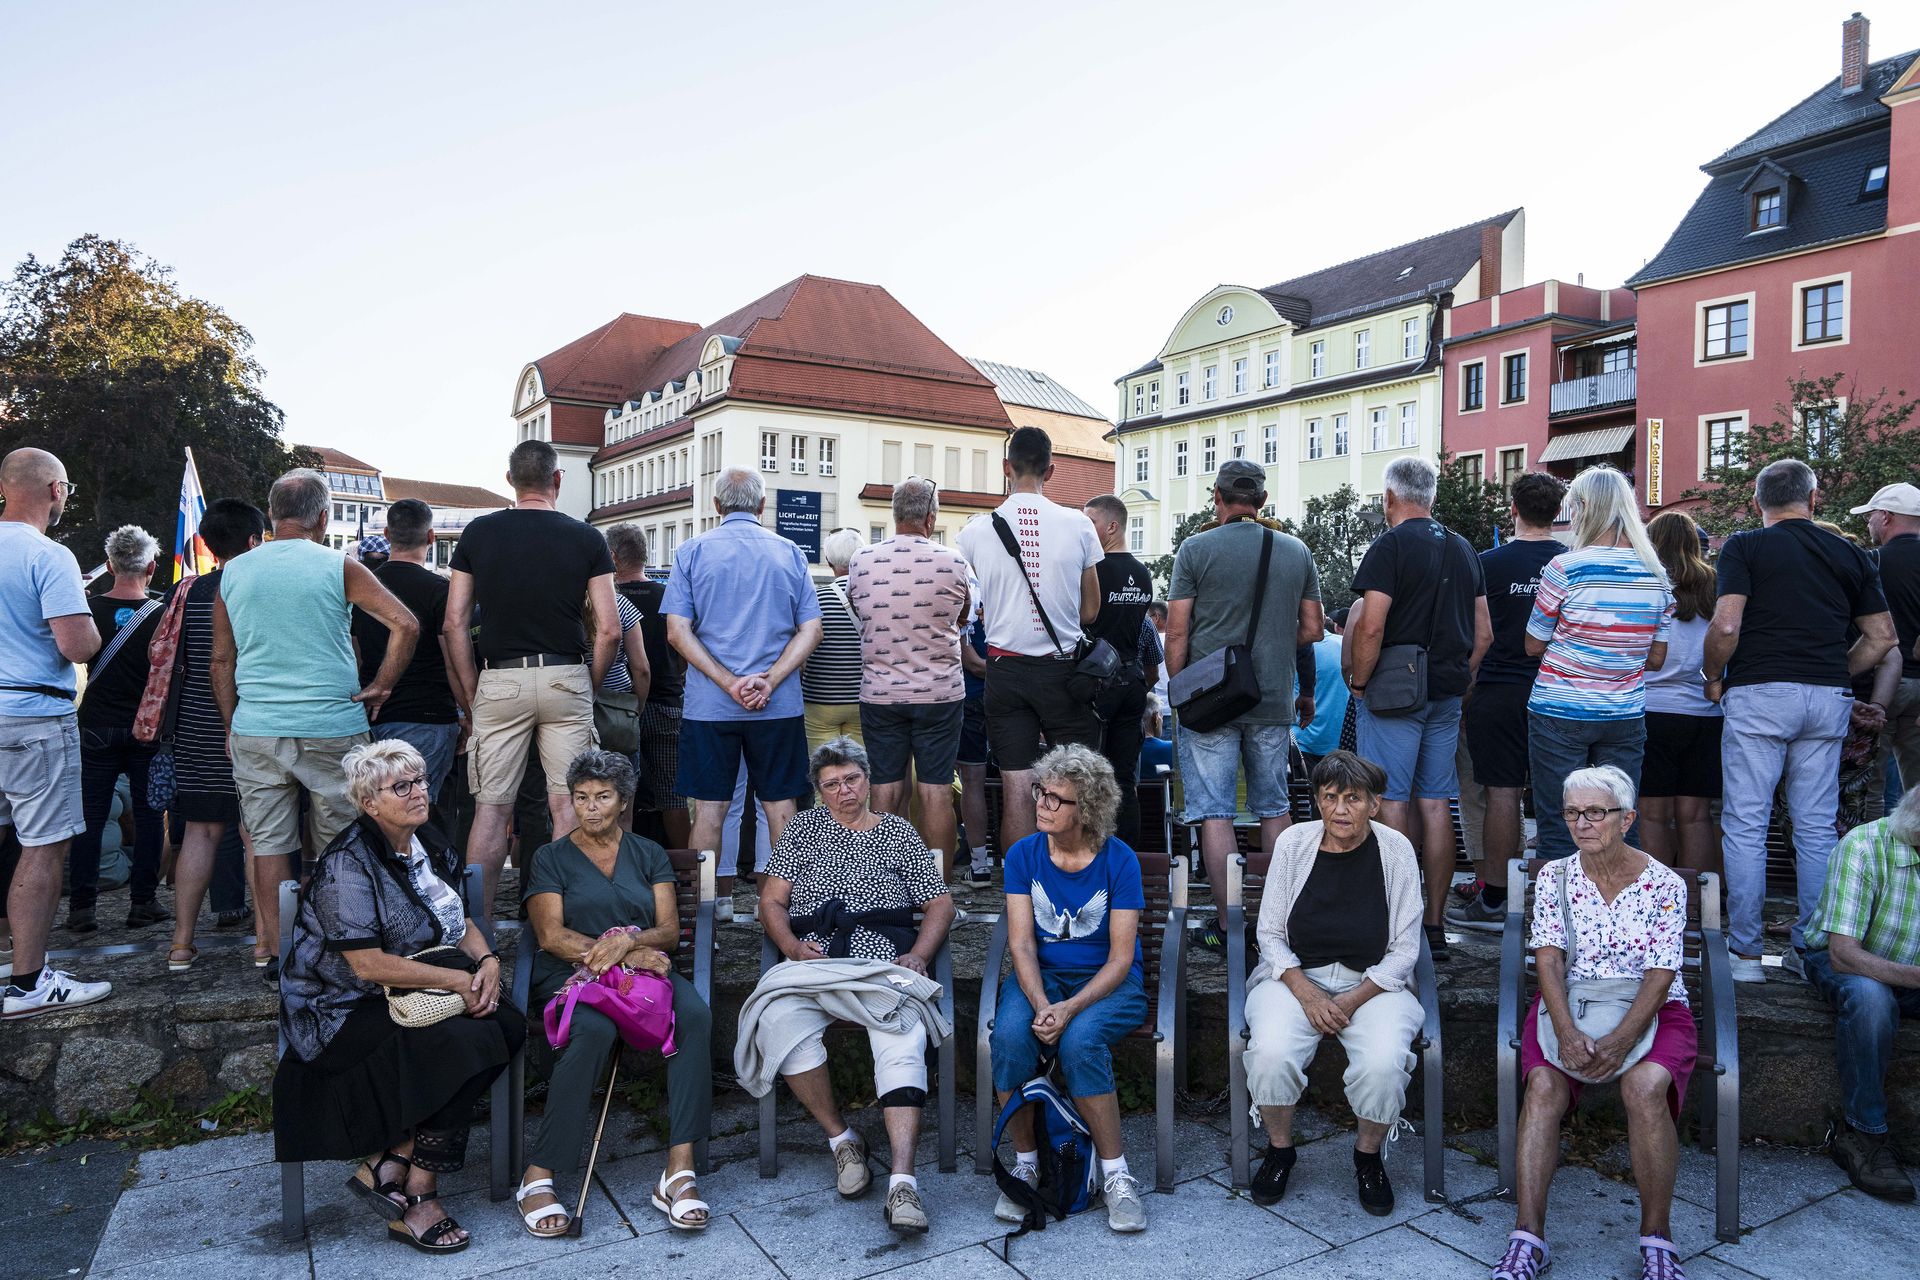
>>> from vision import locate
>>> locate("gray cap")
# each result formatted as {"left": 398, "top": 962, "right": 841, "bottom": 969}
{"left": 1214, "top": 458, "right": 1268, "bottom": 496}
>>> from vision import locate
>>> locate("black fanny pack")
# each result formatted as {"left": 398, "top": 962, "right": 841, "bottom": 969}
{"left": 989, "top": 513, "right": 1124, "bottom": 700}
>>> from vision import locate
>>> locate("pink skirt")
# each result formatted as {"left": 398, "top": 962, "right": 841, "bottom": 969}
{"left": 1519, "top": 993, "right": 1697, "bottom": 1120}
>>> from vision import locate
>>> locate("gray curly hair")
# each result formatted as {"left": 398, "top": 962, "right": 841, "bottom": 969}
{"left": 1033, "top": 743, "right": 1121, "bottom": 849}
{"left": 810, "top": 735, "right": 871, "bottom": 784}
{"left": 565, "top": 749, "right": 637, "bottom": 803}
{"left": 105, "top": 524, "right": 159, "bottom": 576}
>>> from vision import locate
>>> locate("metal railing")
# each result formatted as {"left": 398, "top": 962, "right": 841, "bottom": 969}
{"left": 1549, "top": 367, "right": 1635, "bottom": 415}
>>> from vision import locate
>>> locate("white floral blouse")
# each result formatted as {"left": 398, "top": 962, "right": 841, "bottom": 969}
{"left": 1530, "top": 855, "right": 1688, "bottom": 1006}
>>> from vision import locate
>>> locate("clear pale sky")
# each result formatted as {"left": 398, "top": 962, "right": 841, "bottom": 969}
{"left": 3, "top": 1, "right": 1912, "bottom": 492}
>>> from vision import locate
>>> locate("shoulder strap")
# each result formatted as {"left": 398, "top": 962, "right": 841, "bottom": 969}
{"left": 1244, "top": 526, "right": 1275, "bottom": 647}
{"left": 990, "top": 512, "right": 1066, "bottom": 657}
{"left": 1425, "top": 524, "right": 1455, "bottom": 653}
{"left": 91, "top": 597, "right": 163, "bottom": 679}
{"left": 1559, "top": 859, "right": 1578, "bottom": 970}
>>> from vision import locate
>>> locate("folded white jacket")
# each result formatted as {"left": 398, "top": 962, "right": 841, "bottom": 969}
{"left": 732, "top": 956, "right": 952, "bottom": 1098}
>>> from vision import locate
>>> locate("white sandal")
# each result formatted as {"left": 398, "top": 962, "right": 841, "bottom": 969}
{"left": 515, "top": 1178, "right": 571, "bottom": 1238}
{"left": 651, "top": 1169, "right": 710, "bottom": 1231}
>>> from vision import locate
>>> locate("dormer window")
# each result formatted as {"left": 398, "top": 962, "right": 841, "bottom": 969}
{"left": 1863, "top": 163, "right": 1889, "bottom": 198}
{"left": 1752, "top": 189, "right": 1782, "bottom": 231}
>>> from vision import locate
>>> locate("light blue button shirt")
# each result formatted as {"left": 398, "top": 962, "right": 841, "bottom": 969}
{"left": 662, "top": 512, "right": 821, "bottom": 722}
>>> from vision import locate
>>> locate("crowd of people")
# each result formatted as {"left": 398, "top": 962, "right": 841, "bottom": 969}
{"left": 2, "top": 429, "right": 1918, "bottom": 1269}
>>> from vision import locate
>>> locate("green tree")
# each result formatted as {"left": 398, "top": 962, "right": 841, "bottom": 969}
{"left": 1147, "top": 508, "right": 1215, "bottom": 597}
{"left": 1432, "top": 451, "right": 1513, "bottom": 551}
{"left": 1276, "top": 484, "right": 1378, "bottom": 612}
{"left": 1682, "top": 373, "right": 1920, "bottom": 541}
{"left": 0, "top": 234, "right": 310, "bottom": 566}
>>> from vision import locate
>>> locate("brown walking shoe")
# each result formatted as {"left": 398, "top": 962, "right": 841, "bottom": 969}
{"left": 1832, "top": 1124, "right": 1916, "bottom": 1202}
{"left": 833, "top": 1132, "right": 871, "bottom": 1197}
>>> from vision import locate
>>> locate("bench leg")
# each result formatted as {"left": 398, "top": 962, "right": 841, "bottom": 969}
{"left": 489, "top": 1066, "right": 511, "bottom": 1201}
{"left": 975, "top": 1019, "right": 996, "bottom": 1175}
{"left": 507, "top": 1051, "right": 525, "bottom": 1186}
{"left": 759, "top": 1085, "right": 779, "bottom": 1178}
{"left": 938, "top": 1036, "right": 957, "bottom": 1173}
{"left": 279, "top": 1161, "right": 304, "bottom": 1242}
{"left": 1155, "top": 1034, "right": 1176, "bottom": 1193}
{"left": 1715, "top": 1070, "right": 1740, "bottom": 1243}
{"left": 1422, "top": 1038, "right": 1445, "bottom": 1203}
{"left": 1229, "top": 1033, "right": 1249, "bottom": 1189}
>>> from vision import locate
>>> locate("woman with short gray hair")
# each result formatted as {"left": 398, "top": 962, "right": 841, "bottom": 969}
{"left": 989, "top": 744, "right": 1152, "bottom": 1233}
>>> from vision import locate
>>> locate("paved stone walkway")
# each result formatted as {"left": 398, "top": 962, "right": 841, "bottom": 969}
{"left": 12, "top": 1092, "right": 1913, "bottom": 1279}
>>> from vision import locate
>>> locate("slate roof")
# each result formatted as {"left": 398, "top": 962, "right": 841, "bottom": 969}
{"left": 1707, "top": 48, "right": 1918, "bottom": 171}
{"left": 1257, "top": 210, "right": 1518, "bottom": 333}
{"left": 966, "top": 358, "right": 1108, "bottom": 421}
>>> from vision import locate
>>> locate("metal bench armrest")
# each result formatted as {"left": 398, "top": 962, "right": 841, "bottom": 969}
{"left": 974, "top": 913, "right": 1011, "bottom": 1174}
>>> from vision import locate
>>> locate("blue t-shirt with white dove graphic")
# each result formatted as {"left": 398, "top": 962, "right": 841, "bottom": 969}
{"left": 1004, "top": 833, "right": 1145, "bottom": 982}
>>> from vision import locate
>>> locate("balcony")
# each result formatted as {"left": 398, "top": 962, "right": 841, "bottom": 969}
{"left": 1549, "top": 367, "right": 1635, "bottom": 417}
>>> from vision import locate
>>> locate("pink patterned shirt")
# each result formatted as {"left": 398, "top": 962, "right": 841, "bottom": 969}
{"left": 844, "top": 535, "right": 972, "bottom": 705}
{"left": 1530, "top": 855, "right": 1688, "bottom": 1006}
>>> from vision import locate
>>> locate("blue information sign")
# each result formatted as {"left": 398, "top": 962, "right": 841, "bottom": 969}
{"left": 775, "top": 489, "right": 822, "bottom": 563}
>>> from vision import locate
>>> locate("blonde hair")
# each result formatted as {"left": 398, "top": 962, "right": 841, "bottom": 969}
{"left": 343, "top": 738, "right": 428, "bottom": 811}
{"left": 1564, "top": 466, "right": 1666, "bottom": 583}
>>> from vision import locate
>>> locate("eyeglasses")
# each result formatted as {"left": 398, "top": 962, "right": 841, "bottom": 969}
{"left": 819, "top": 773, "right": 866, "bottom": 794}
{"left": 1562, "top": 806, "right": 1625, "bottom": 826}
{"left": 904, "top": 475, "right": 939, "bottom": 495}
{"left": 53, "top": 480, "right": 78, "bottom": 499}
{"left": 1031, "top": 785, "right": 1080, "bottom": 812}
{"left": 385, "top": 775, "right": 429, "bottom": 799}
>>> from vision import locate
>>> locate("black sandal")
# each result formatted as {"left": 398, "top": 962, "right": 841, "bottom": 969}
{"left": 346, "top": 1150, "right": 411, "bottom": 1221}
{"left": 387, "top": 1194, "right": 470, "bottom": 1254}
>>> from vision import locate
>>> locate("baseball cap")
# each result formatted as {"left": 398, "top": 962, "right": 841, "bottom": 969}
{"left": 357, "top": 534, "right": 391, "bottom": 558}
{"left": 1214, "top": 459, "right": 1268, "bottom": 496}
{"left": 1849, "top": 483, "right": 1920, "bottom": 517}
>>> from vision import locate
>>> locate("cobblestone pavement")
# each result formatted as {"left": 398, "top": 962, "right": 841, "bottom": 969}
{"left": 14, "top": 1091, "right": 1916, "bottom": 1280}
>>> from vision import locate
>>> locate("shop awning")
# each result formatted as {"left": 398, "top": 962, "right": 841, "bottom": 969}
{"left": 1538, "top": 424, "right": 1635, "bottom": 464}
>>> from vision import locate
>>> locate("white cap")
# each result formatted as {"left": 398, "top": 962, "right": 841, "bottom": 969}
{"left": 1849, "top": 482, "right": 1920, "bottom": 517}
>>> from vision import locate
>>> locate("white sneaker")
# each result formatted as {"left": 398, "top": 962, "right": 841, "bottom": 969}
{"left": 714, "top": 899, "right": 735, "bottom": 925}
{"left": 2, "top": 968, "right": 112, "bottom": 1019}
{"left": 995, "top": 1164, "right": 1039, "bottom": 1222}
{"left": 1102, "top": 1169, "right": 1147, "bottom": 1232}
{"left": 1730, "top": 955, "right": 1766, "bottom": 984}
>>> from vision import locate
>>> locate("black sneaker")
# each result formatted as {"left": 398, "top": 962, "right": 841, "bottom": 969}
{"left": 1424, "top": 924, "right": 1451, "bottom": 963}
{"left": 1192, "top": 917, "right": 1228, "bottom": 955}
{"left": 1249, "top": 1146, "right": 1296, "bottom": 1206}
{"left": 65, "top": 907, "right": 98, "bottom": 934}
{"left": 215, "top": 909, "right": 251, "bottom": 929}
{"left": 967, "top": 864, "right": 993, "bottom": 887}
{"left": 1832, "top": 1123, "right": 1916, "bottom": 1201}
{"left": 125, "top": 900, "right": 168, "bottom": 928}
{"left": 1354, "top": 1149, "right": 1394, "bottom": 1216}
{"left": 261, "top": 956, "right": 281, "bottom": 986}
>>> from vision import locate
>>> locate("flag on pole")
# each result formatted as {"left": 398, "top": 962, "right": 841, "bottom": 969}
{"left": 173, "top": 448, "right": 215, "bottom": 583}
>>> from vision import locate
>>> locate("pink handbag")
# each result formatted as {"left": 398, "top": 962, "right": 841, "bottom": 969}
{"left": 544, "top": 963, "right": 677, "bottom": 1057}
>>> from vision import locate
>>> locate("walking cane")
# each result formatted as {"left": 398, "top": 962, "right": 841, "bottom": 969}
{"left": 566, "top": 1044, "right": 623, "bottom": 1238}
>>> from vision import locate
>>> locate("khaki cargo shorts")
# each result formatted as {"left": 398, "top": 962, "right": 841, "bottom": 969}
{"left": 468, "top": 664, "right": 598, "bottom": 805}
{"left": 230, "top": 733, "right": 370, "bottom": 859}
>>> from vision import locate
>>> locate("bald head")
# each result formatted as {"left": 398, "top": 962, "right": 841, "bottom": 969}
{"left": 0, "top": 447, "right": 71, "bottom": 531}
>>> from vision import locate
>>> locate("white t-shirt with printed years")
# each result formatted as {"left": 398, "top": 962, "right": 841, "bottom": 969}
{"left": 956, "top": 493, "right": 1103, "bottom": 658}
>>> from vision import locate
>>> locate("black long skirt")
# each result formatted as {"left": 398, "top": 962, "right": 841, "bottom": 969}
{"left": 272, "top": 997, "right": 525, "bottom": 1162}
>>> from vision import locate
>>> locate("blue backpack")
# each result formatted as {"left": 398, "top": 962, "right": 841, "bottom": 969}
{"left": 990, "top": 1069, "right": 1098, "bottom": 1239}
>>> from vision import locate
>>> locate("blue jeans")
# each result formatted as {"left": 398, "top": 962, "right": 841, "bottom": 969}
{"left": 1175, "top": 719, "right": 1291, "bottom": 820}
{"left": 991, "top": 967, "right": 1147, "bottom": 1098}
{"left": 1527, "top": 711, "right": 1646, "bottom": 862}
{"left": 1803, "top": 947, "right": 1920, "bottom": 1134}
{"left": 372, "top": 721, "right": 461, "bottom": 803}
{"left": 1356, "top": 696, "right": 1462, "bottom": 802}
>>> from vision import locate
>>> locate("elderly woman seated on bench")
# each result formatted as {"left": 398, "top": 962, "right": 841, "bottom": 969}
{"left": 742, "top": 736, "right": 954, "bottom": 1235}
{"left": 1495, "top": 765, "right": 1697, "bottom": 1280}
{"left": 1242, "top": 750, "right": 1424, "bottom": 1218}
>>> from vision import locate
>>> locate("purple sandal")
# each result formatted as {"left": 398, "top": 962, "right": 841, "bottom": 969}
{"left": 1492, "top": 1230, "right": 1549, "bottom": 1279}
{"left": 1639, "top": 1235, "right": 1686, "bottom": 1280}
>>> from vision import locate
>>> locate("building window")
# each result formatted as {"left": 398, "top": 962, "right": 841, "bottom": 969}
{"left": 1864, "top": 163, "right": 1889, "bottom": 197}
{"left": 1705, "top": 415, "right": 1746, "bottom": 472}
{"left": 1355, "top": 329, "right": 1371, "bottom": 370}
{"left": 1801, "top": 402, "right": 1842, "bottom": 460}
{"left": 869, "top": 525, "right": 885, "bottom": 544}
{"left": 1264, "top": 350, "right": 1280, "bottom": 389}
{"left": 1310, "top": 340, "right": 1326, "bottom": 378}
{"left": 973, "top": 449, "right": 988, "bottom": 490}
{"left": 1307, "top": 418, "right": 1324, "bottom": 460}
{"left": 1148, "top": 379, "right": 1160, "bottom": 411}
{"left": 1230, "top": 429, "right": 1246, "bottom": 459}
{"left": 882, "top": 440, "right": 902, "bottom": 483}
{"left": 914, "top": 444, "right": 933, "bottom": 478}
{"left": 944, "top": 446, "right": 961, "bottom": 488}
{"left": 1402, "top": 316, "right": 1421, "bottom": 360}
{"left": 819, "top": 438, "right": 836, "bottom": 476}
{"left": 1174, "top": 440, "right": 1188, "bottom": 476}
{"left": 1703, "top": 301, "right": 1750, "bottom": 360}
{"left": 1202, "top": 435, "right": 1217, "bottom": 472}
{"left": 1398, "top": 402, "right": 1418, "bottom": 447}
{"left": 760, "top": 432, "right": 779, "bottom": 472}
{"left": 1262, "top": 423, "right": 1278, "bottom": 465}
{"left": 1176, "top": 371, "right": 1190, "bottom": 405}
{"left": 1128, "top": 515, "right": 1145, "bottom": 553}
{"left": 1368, "top": 407, "right": 1388, "bottom": 451}
{"left": 789, "top": 436, "right": 808, "bottom": 473}
{"left": 1499, "top": 447, "right": 1526, "bottom": 490}
{"left": 1134, "top": 446, "right": 1150, "bottom": 484}
{"left": 1203, "top": 365, "right": 1218, "bottom": 400}
{"left": 1133, "top": 384, "right": 1144, "bottom": 415}
{"left": 1232, "top": 358, "right": 1248, "bottom": 395}
{"left": 1462, "top": 453, "right": 1484, "bottom": 487}
{"left": 1752, "top": 189, "right": 1782, "bottom": 231}
{"left": 1802, "top": 281, "right": 1845, "bottom": 344}
{"left": 1462, "top": 361, "right": 1485, "bottom": 410}
{"left": 1333, "top": 413, "right": 1350, "bottom": 457}
{"left": 1502, "top": 352, "right": 1528, "bottom": 404}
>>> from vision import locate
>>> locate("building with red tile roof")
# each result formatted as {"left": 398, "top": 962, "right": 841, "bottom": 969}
{"left": 299, "top": 445, "right": 510, "bottom": 564}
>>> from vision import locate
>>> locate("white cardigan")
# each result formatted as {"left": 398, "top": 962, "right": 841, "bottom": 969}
{"left": 1246, "top": 820, "right": 1424, "bottom": 996}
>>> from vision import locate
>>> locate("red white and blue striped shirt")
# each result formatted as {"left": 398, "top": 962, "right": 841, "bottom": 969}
{"left": 1526, "top": 547, "right": 1674, "bottom": 721}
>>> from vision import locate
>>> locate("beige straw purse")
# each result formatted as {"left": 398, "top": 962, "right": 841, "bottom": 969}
{"left": 385, "top": 946, "right": 474, "bottom": 1028}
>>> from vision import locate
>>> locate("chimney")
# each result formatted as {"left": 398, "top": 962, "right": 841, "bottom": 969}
{"left": 1842, "top": 12, "right": 1870, "bottom": 95}
{"left": 1480, "top": 223, "right": 1504, "bottom": 297}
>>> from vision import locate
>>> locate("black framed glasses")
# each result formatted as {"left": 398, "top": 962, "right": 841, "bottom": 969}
{"left": 385, "top": 775, "right": 429, "bottom": 799}
{"left": 1562, "top": 806, "right": 1624, "bottom": 826}
{"left": 1031, "top": 784, "right": 1079, "bottom": 812}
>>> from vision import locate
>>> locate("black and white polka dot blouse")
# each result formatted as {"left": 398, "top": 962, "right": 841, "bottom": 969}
{"left": 765, "top": 807, "right": 948, "bottom": 961}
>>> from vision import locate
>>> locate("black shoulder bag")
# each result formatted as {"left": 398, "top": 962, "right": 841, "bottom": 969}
{"left": 1167, "top": 526, "right": 1274, "bottom": 734}
{"left": 988, "top": 513, "right": 1122, "bottom": 701}
{"left": 1364, "top": 524, "right": 1454, "bottom": 717}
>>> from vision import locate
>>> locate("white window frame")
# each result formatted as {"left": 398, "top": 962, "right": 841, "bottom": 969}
{"left": 1202, "top": 434, "right": 1218, "bottom": 472}
{"left": 1695, "top": 291, "right": 1757, "bottom": 367}
{"left": 1334, "top": 413, "right": 1351, "bottom": 457}
{"left": 1176, "top": 371, "right": 1191, "bottom": 405}
{"left": 1262, "top": 423, "right": 1278, "bottom": 465}
{"left": 1134, "top": 446, "right": 1150, "bottom": 484}
{"left": 1455, "top": 449, "right": 1487, "bottom": 488}
{"left": 1368, "top": 406, "right": 1388, "bottom": 452}
{"left": 1791, "top": 272, "right": 1852, "bottom": 352}
{"left": 1500, "top": 348, "right": 1530, "bottom": 406}
{"left": 1355, "top": 329, "right": 1371, "bottom": 370}
{"left": 1232, "top": 357, "right": 1248, "bottom": 395}
{"left": 1497, "top": 445, "right": 1529, "bottom": 491}
{"left": 1127, "top": 515, "right": 1145, "bottom": 553}
{"left": 1174, "top": 440, "right": 1189, "bottom": 476}
{"left": 1398, "top": 401, "right": 1418, "bottom": 448}
{"left": 1794, "top": 397, "right": 1848, "bottom": 461}
{"left": 1307, "top": 418, "right": 1325, "bottom": 460}
{"left": 1133, "top": 384, "right": 1145, "bottom": 415}
{"left": 1264, "top": 349, "right": 1281, "bottom": 389}
{"left": 819, "top": 437, "right": 836, "bottom": 477}
{"left": 1148, "top": 379, "right": 1160, "bottom": 411}
{"left": 790, "top": 435, "right": 808, "bottom": 473}
{"left": 1230, "top": 429, "right": 1246, "bottom": 459}
{"left": 1402, "top": 316, "right": 1422, "bottom": 360}
{"left": 1698, "top": 411, "right": 1749, "bottom": 477}
{"left": 1459, "top": 359, "right": 1487, "bottom": 413}
{"left": 1310, "top": 340, "right": 1326, "bottom": 378}
{"left": 760, "top": 432, "right": 779, "bottom": 472}
{"left": 1203, "top": 364, "right": 1218, "bottom": 400}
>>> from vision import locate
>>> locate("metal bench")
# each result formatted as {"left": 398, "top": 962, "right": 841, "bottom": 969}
{"left": 504, "top": 847, "right": 716, "bottom": 1185}
{"left": 973, "top": 851, "right": 1190, "bottom": 1191}
{"left": 753, "top": 912, "right": 959, "bottom": 1176}
{"left": 1495, "top": 857, "right": 1740, "bottom": 1243}
{"left": 1222, "top": 849, "right": 1446, "bottom": 1201}
{"left": 277, "top": 864, "right": 491, "bottom": 1241}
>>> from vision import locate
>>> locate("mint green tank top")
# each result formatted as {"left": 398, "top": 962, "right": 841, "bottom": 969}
{"left": 220, "top": 538, "right": 367, "bottom": 738}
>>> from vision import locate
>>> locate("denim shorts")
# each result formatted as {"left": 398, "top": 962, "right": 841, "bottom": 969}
{"left": 990, "top": 967, "right": 1148, "bottom": 1098}
{"left": 1356, "top": 697, "right": 1462, "bottom": 802}
{"left": 1175, "top": 719, "right": 1291, "bottom": 820}
{"left": 372, "top": 721, "right": 461, "bottom": 803}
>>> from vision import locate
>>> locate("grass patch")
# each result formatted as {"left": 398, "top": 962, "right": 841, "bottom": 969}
{"left": 1, "top": 1087, "right": 272, "bottom": 1155}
